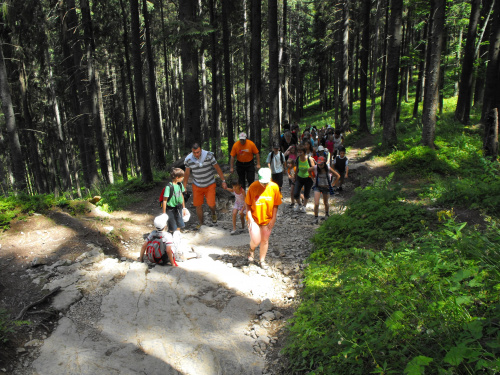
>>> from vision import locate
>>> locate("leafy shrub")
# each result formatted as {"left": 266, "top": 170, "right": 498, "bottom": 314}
{"left": 312, "top": 174, "right": 432, "bottom": 251}
{"left": 284, "top": 178, "right": 500, "bottom": 374}
{"left": 0, "top": 309, "right": 29, "bottom": 346}
{"left": 0, "top": 194, "right": 57, "bottom": 230}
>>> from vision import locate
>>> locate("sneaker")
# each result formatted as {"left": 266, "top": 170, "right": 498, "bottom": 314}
{"left": 293, "top": 204, "right": 299, "bottom": 212}
{"left": 314, "top": 217, "right": 319, "bottom": 224}
{"left": 195, "top": 224, "right": 203, "bottom": 230}
{"left": 230, "top": 230, "right": 238, "bottom": 235}
{"left": 289, "top": 203, "right": 295, "bottom": 208}
{"left": 337, "top": 186, "right": 343, "bottom": 192}
{"left": 300, "top": 205, "right": 306, "bottom": 213}
{"left": 259, "top": 260, "right": 269, "bottom": 270}
{"left": 212, "top": 214, "right": 218, "bottom": 224}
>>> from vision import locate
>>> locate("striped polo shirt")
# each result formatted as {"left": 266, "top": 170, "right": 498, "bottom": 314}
{"left": 184, "top": 151, "right": 218, "bottom": 188}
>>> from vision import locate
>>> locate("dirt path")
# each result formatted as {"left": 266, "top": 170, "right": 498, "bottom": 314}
{"left": 0, "top": 141, "right": 383, "bottom": 374}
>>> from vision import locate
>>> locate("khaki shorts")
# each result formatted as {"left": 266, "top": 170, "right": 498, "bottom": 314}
{"left": 192, "top": 183, "right": 216, "bottom": 207}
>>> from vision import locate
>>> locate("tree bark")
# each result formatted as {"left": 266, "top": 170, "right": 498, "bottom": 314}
{"left": 455, "top": 0, "right": 481, "bottom": 124}
{"left": 268, "top": 0, "right": 280, "bottom": 145}
{"left": 370, "top": 0, "right": 383, "bottom": 129}
{"left": 482, "top": 0, "right": 500, "bottom": 122}
{"left": 0, "top": 39, "right": 27, "bottom": 192}
{"left": 484, "top": 108, "right": 499, "bottom": 159}
{"left": 341, "top": 0, "right": 350, "bottom": 132}
{"left": 130, "top": 0, "right": 153, "bottom": 182}
{"left": 143, "top": 0, "right": 166, "bottom": 169}
{"left": 222, "top": 0, "right": 234, "bottom": 154}
{"left": 413, "top": 23, "right": 428, "bottom": 118}
{"left": 179, "top": 0, "right": 201, "bottom": 150}
{"left": 250, "top": 0, "right": 262, "bottom": 149}
{"left": 359, "top": 0, "right": 370, "bottom": 133}
{"left": 382, "top": 0, "right": 403, "bottom": 148}
{"left": 422, "top": 0, "right": 446, "bottom": 149}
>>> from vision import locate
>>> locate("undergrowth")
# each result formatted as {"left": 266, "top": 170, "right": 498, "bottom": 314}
{"left": 284, "top": 175, "right": 500, "bottom": 374}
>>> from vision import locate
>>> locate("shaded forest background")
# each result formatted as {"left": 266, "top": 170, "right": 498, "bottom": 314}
{"left": 0, "top": 0, "right": 499, "bottom": 196}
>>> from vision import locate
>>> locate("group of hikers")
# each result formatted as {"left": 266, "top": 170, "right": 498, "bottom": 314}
{"left": 140, "top": 123, "right": 349, "bottom": 271}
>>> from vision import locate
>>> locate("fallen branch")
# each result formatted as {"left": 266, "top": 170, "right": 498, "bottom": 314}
{"left": 15, "top": 287, "right": 61, "bottom": 321}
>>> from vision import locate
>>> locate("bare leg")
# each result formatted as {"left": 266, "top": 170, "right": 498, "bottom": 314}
{"left": 196, "top": 206, "right": 204, "bottom": 225}
{"left": 314, "top": 191, "right": 321, "bottom": 216}
{"left": 258, "top": 225, "right": 273, "bottom": 262}
{"left": 166, "top": 246, "right": 176, "bottom": 266}
{"left": 232, "top": 209, "right": 237, "bottom": 231}
{"left": 240, "top": 212, "right": 245, "bottom": 229}
{"left": 322, "top": 192, "right": 329, "bottom": 215}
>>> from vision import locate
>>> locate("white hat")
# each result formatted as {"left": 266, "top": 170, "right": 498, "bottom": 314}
{"left": 239, "top": 132, "right": 247, "bottom": 140}
{"left": 182, "top": 208, "right": 191, "bottom": 222}
{"left": 154, "top": 214, "right": 168, "bottom": 230}
{"left": 258, "top": 168, "right": 272, "bottom": 184}
{"left": 317, "top": 145, "right": 325, "bottom": 151}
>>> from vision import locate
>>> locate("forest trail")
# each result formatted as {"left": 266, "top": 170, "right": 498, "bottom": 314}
{"left": 1, "top": 139, "right": 389, "bottom": 374}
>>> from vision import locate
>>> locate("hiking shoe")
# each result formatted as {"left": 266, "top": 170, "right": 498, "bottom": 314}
{"left": 314, "top": 217, "right": 319, "bottom": 224}
{"left": 212, "top": 214, "right": 217, "bottom": 224}
{"left": 300, "top": 205, "right": 306, "bottom": 213}
{"left": 337, "top": 186, "right": 343, "bottom": 192}
{"left": 230, "top": 230, "right": 238, "bottom": 235}
{"left": 289, "top": 203, "right": 295, "bottom": 208}
{"left": 259, "top": 260, "right": 269, "bottom": 270}
{"left": 293, "top": 204, "right": 299, "bottom": 212}
{"left": 195, "top": 224, "right": 203, "bottom": 230}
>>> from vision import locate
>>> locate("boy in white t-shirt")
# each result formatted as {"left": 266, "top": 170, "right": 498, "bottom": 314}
{"left": 139, "top": 214, "right": 176, "bottom": 266}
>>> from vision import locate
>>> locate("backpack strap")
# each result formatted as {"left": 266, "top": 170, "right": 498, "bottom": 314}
{"left": 166, "top": 182, "right": 175, "bottom": 204}
{"left": 280, "top": 152, "right": 285, "bottom": 165}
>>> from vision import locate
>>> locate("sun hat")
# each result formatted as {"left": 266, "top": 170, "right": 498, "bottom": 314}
{"left": 239, "top": 132, "right": 247, "bottom": 140}
{"left": 258, "top": 168, "right": 272, "bottom": 184}
{"left": 154, "top": 214, "right": 168, "bottom": 230}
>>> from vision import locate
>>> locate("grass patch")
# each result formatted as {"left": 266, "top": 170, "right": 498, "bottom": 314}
{"left": 284, "top": 176, "right": 500, "bottom": 374}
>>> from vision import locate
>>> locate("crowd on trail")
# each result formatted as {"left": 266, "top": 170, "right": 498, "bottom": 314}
{"left": 141, "top": 123, "right": 350, "bottom": 270}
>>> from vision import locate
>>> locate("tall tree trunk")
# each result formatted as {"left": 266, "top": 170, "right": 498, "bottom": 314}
{"left": 143, "top": 0, "right": 166, "bottom": 169}
{"left": 413, "top": 23, "right": 428, "bottom": 118}
{"left": 380, "top": 0, "right": 389, "bottom": 126}
{"left": 63, "top": 0, "right": 99, "bottom": 188}
{"left": 269, "top": 0, "right": 280, "bottom": 145}
{"left": 250, "top": 0, "right": 262, "bottom": 149}
{"left": 80, "top": 0, "right": 113, "bottom": 184}
{"left": 455, "top": 0, "right": 481, "bottom": 124}
{"left": 370, "top": 0, "right": 383, "bottom": 129}
{"left": 359, "top": 0, "right": 370, "bottom": 133}
{"left": 341, "top": 0, "right": 350, "bottom": 132}
{"left": 422, "top": 0, "right": 446, "bottom": 148}
{"left": 130, "top": 0, "right": 153, "bottom": 182}
{"left": 482, "top": 0, "right": 500, "bottom": 122}
{"left": 382, "top": 0, "right": 403, "bottom": 148}
{"left": 243, "top": 0, "right": 251, "bottom": 131}
{"left": 209, "top": 0, "right": 220, "bottom": 155}
{"left": 179, "top": 0, "right": 201, "bottom": 150}
{"left": 281, "top": 0, "right": 289, "bottom": 125}
{"left": 118, "top": 61, "right": 130, "bottom": 181}
{"left": 119, "top": 0, "right": 139, "bottom": 174}
{"left": 0, "top": 39, "right": 26, "bottom": 192}
{"left": 222, "top": 0, "right": 234, "bottom": 154}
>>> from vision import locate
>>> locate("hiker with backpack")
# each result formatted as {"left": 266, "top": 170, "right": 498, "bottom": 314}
{"left": 309, "top": 156, "right": 340, "bottom": 224}
{"left": 266, "top": 142, "right": 286, "bottom": 191}
{"left": 162, "top": 168, "right": 189, "bottom": 258}
{"left": 139, "top": 214, "right": 177, "bottom": 266}
{"left": 293, "top": 144, "right": 315, "bottom": 213}
{"left": 184, "top": 142, "right": 227, "bottom": 228}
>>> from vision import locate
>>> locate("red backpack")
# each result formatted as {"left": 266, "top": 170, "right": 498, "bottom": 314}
{"left": 146, "top": 233, "right": 178, "bottom": 266}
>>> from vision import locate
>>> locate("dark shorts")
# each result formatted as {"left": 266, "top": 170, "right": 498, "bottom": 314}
{"left": 166, "top": 206, "right": 185, "bottom": 232}
{"left": 271, "top": 172, "right": 283, "bottom": 188}
{"left": 313, "top": 185, "right": 330, "bottom": 194}
{"left": 294, "top": 176, "right": 314, "bottom": 200}
{"left": 335, "top": 169, "right": 346, "bottom": 182}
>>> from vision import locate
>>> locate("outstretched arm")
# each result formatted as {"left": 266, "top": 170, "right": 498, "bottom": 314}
{"left": 183, "top": 167, "right": 191, "bottom": 190}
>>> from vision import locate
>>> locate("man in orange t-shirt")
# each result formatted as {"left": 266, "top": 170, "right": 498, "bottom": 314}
{"left": 245, "top": 168, "right": 282, "bottom": 270}
{"left": 230, "top": 132, "right": 260, "bottom": 189}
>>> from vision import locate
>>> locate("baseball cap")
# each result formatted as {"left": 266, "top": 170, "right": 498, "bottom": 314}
{"left": 317, "top": 156, "right": 326, "bottom": 164}
{"left": 272, "top": 142, "right": 280, "bottom": 149}
{"left": 154, "top": 214, "right": 168, "bottom": 230}
{"left": 239, "top": 132, "right": 247, "bottom": 140}
{"left": 258, "top": 168, "right": 272, "bottom": 184}
{"left": 317, "top": 145, "right": 325, "bottom": 151}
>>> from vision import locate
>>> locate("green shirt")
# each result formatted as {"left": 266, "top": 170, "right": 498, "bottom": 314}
{"left": 297, "top": 158, "right": 310, "bottom": 179}
{"left": 164, "top": 183, "right": 185, "bottom": 207}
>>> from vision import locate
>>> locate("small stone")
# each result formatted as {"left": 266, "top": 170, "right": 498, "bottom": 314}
{"left": 274, "top": 311, "right": 283, "bottom": 319}
{"left": 24, "top": 339, "right": 43, "bottom": 347}
{"left": 16, "top": 348, "right": 27, "bottom": 354}
{"left": 259, "top": 298, "right": 273, "bottom": 313}
{"left": 262, "top": 311, "right": 275, "bottom": 321}
{"left": 121, "top": 257, "right": 127, "bottom": 261}
{"left": 288, "top": 289, "right": 297, "bottom": 298}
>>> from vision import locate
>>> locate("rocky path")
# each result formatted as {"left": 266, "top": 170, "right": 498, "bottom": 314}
{"left": 7, "top": 145, "right": 378, "bottom": 375}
